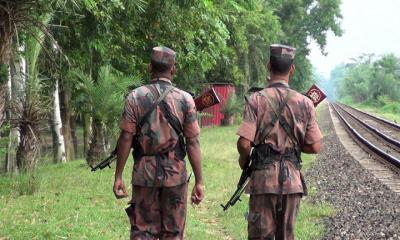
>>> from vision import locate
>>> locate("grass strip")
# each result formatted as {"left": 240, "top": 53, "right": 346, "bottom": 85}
{"left": 0, "top": 107, "right": 334, "bottom": 239}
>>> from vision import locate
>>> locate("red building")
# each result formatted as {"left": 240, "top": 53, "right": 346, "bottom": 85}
{"left": 200, "top": 82, "right": 236, "bottom": 127}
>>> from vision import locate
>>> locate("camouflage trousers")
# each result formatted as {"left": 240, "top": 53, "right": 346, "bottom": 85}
{"left": 126, "top": 183, "right": 188, "bottom": 240}
{"left": 247, "top": 193, "right": 301, "bottom": 240}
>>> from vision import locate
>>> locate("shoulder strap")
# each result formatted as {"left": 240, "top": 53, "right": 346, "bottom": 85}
{"left": 159, "top": 101, "right": 184, "bottom": 136}
{"left": 137, "top": 85, "right": 173, "bottom": 130}
{"left": 275, "top": 90, "right": 298, "bottom": 145}
{"left": 279, "top": 115, "right": 298, "bottom": 145}
{"left": 159, "top": 98, "right": 187, "bottom": 159}
{"left": 258, "top": 89, "right": 295, "bottom": 143}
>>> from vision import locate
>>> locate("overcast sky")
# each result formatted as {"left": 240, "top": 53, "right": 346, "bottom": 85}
{"left": 309, "top": 0, "right": 400, "bottom": 79}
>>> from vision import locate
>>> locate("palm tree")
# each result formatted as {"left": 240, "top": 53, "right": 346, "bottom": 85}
{"left": 73, "top": 65, "right": 139, "bottom": 165}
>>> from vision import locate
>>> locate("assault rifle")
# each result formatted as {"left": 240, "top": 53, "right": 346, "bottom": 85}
{"left": 90, "top": 87, "right": 221, "bottom": 172}
{"left": 221, "top": 84, "right": 326, "bottom": 210}
{"left": 220, "top": 161, "right": 252, "bottom": 211}
{"left": 91, "top": 149, "right": 117, "bottom": 172}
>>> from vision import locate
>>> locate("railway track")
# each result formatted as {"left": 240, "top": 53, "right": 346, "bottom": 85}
{"left": 340, "top": 103, "right": 400, "bottom": 131}
{"left": 331, "top": 103, "right": 400, "bottom": 171}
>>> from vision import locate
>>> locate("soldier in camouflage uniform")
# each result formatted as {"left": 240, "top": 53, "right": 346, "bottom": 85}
{"left": 237, "top": 44, "right": 322, "bottom": 240}
{"left": 113, "top": 46, "right": 204, "bottom": 240}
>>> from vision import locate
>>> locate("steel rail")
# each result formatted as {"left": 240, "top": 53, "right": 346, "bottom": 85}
{"left": 331, "top": 103, "right": 400, "bottom": 169}
{"left": 334, "top": 104, "right": 400, "bottom": 148}
{"left": 339, "top": 103, "right": 400, "bottom": 130}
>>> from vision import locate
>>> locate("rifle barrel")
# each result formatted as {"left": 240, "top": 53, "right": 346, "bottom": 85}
{"left": 90, "top": 154, "right": 117, "bottom": 172}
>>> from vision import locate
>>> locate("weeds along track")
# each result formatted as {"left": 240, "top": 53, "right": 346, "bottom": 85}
{"left": 331, "top": 103, "right": 400, "bottom": 171}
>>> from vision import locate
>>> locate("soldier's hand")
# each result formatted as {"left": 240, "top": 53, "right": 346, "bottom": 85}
{"left": 191, "top": 183, "right": 204, "bottom": 205}
{"left": 113, "top": 178, "right": 128, "bottom": 199}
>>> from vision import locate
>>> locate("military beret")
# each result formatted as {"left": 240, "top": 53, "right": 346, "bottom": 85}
{"left": 270, "top": 44, "right": 296, "bottom": 60}
{"left": 151, "top": 46, "right": 176, "bottom": 66}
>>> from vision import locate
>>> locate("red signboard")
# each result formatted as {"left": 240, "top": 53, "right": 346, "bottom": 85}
{"left": 194, "top": 87, "right": 221, "bottom": 112}
{"left": 306, "top": 84, "right": 327, "bottom": 107}
{"left": 201, "top": 83, "right": 236, "bottom": 127}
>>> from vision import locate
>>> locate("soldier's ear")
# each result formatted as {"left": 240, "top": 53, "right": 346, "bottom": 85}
{"left": 267, "top": 62, "right": 272, "bottom": 72}
{"left": 289, "top": 64, "right": 295, "bottom": 76}
{"left": 171, "top": 65, "right": 176, "bottom": 76}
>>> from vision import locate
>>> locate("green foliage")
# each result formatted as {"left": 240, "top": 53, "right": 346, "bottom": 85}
{"left": 379, "top": 96, "right": 400, "bottom": 114}
{"left": 337, "top": 53, "right": 400, "bottom": 115}
{"left": 265, "top": 0, "right": 343, "bottom": 91}
{"left": 0, "top": 172, "right": 41, "bottom": 197}
{"left": 14, "top": 173, "right": 41, "bottom": 196}
{"left": 72, "top": 65, "right": 140, "bottom": 137}
{"left": 207, "top": 1, "right": 281, "bottom": 89}
{"left": 220, "top": 92, "right": 242, "bottom": 119}
{"left": 46, "top": 0, "right": 343, "bottom": 135}
{"left": 351, "top": 103, "right": 400, "bottom": 124}
{"left": 381, "top": 103, "right": 400, "bottom": 114}
{"left": 52, "top": 0, "right": 342, "bottom": 93}
{"left": 3, "top": 0, "right": 344, "bottom": 169}
{"left": 138, "top": 1, "right": 230, "bottom": 90}
{"left": 322, "top": 63, "right": 347, "bottom": 100}
{"left": 340, "top": 95, "right": 354, "bottom": 105}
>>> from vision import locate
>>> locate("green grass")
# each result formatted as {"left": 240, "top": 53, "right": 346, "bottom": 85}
{"left": 351, "top": 103, "right": 400, "bottom": 123}
{"left": 338, "top": 97, "right": 400, "bottom": 123}
{"left": 0, "top": 125, "right": 334, "bottom": 239}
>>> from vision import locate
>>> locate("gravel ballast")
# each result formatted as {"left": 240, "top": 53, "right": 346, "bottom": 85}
{"left": 305, "top": 105, "right": 400, "bottom": 240}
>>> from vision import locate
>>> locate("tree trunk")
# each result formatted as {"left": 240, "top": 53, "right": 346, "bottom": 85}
{"left": 83, "top": 113, "right": 91, "bottom": 157}
{"left": 16, "top": 94, "right": 40, "bottom": 172}
{"left": 53, "top": 79, "right": 66, "bottom": 163}
{"left": 60, "top": 80, "right": 74, "bottom": 161}
{"left": 5, "top": 51, "right": 26, "bottom": 173}
{"left": 0, "top": 2, "right": 15, "bottom": 128}
{"left": 243, "top": 52, "right": 250, "bottom": 92}
{"left": 16, "top": 121, "right": 39, "bottom": 171}
{"left": 0, "top": 82, "right": 6, "bottom": 129}
{"left": 49, "top": 118, "right": 57, "bottom": 163}
{"left": 87, "top": 118, "right": 105, "bottom": 166}
{"left": 70, "top": 114, "right": 78, "bottom": 159}
{"left": 15, "top": 21, "right": 51, "bottom": 172}
{"left": 0, "top": 48, "right": 11, "bottom": 129}
{"left": 222, "top": 115, "right": 235, "bottom": 126}
{"left": 4, "top": 64, "right": 17, "bottom": 173}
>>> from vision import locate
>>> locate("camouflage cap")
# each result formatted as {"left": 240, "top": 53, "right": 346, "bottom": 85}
{"left": 270, "top": 44, "right": 296, "bottom": 59}
{"left": 151, "top": 46, "right": 176, "bottom": 66}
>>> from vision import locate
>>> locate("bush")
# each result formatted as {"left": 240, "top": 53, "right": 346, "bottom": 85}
{"left": 197, "top": 112, "right": 214, "bottom": 128}
{"left": 14, "top": 173, "right": 41, "bottom": 196}
{"left": 382, "top": 102, "right": 400, "bottom": 114}
{"left": 220, "top": 93, "right": 242, "bottom": 125}
{"left": 377, "top": 95, "right": 393, "bottom": 106}
{"left": 340, "top": 95, "right": 353, "bottom": 105}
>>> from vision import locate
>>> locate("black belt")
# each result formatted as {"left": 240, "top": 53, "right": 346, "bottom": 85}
{"left": 251, "top": 144, "right": 300, "bottom": 170}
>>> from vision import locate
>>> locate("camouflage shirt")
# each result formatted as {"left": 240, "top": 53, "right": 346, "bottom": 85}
{"left": 120, "top": 78, "right": 200, "bottom": 187}
{"left": 237, "top": 80, "right": 322, "bottom": 194}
